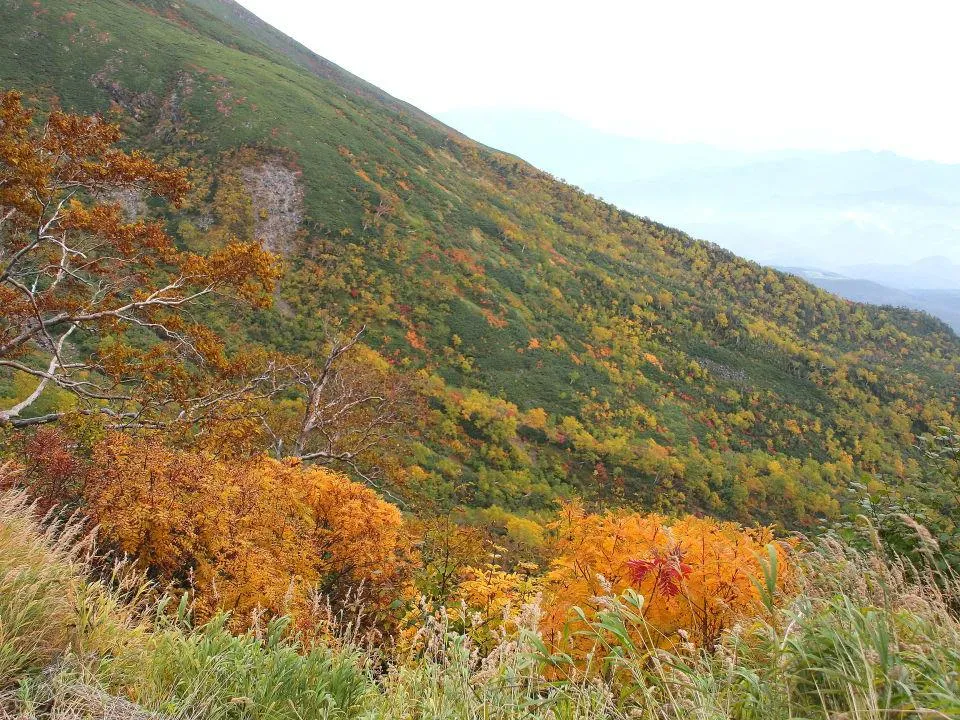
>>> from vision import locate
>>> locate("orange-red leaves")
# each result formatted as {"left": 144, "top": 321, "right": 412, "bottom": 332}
{"left": 543, "top": 502, "right": 793, "bottom": 651}
{"left": 86, "top": 433, "right": 413, "bottom": 629}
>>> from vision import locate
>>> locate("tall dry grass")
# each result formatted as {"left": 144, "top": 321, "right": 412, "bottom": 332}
{"left": 0, "top": 458, "right": 957, "bottom": 720}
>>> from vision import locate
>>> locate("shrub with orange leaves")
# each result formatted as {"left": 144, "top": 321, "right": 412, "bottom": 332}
{"left": 85, "top": 433, "right": 414, "bottom": 629}
{"left": 542, "top": 501, "right": 793, "bottom": 652}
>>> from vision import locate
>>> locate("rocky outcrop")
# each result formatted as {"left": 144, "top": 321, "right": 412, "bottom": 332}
{"left": 240, "top": 160, "right": 303, "bottom": 256}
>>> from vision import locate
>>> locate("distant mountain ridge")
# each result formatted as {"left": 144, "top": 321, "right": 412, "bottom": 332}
{"left": 439, "top": 109, "right": 960, "bottom": 271}
{"left": 839, "top": 256, "right": 960, "bottom": 291}
{"left": 781, "top": 263, "right": 960, "bottom": 331}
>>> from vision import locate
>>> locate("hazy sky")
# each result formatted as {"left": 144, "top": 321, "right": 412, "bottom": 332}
{"left": 237, "top": 0, "right": 960, "bottom": 163}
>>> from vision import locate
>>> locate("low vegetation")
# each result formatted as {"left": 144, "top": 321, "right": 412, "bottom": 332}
{"left": 0, "top": 464, "right": 957, "bottom": 719}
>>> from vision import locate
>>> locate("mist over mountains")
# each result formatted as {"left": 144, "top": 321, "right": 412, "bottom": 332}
{"left": 781, "top": 264, "right": 960, "bottom": 331}
{"left": 439, "top": 108, "right": 960, "bottom": 330}
{"left": 438, "top": 109, "right": 960, "bottom": 273}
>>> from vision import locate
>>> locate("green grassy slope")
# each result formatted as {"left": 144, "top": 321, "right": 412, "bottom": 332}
{"left": 2, "top": 0, "right": 958, "bottom": 526}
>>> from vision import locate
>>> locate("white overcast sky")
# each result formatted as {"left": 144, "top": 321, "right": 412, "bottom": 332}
{"left": 236, "top": 0, "right": 960, "bottom": 163}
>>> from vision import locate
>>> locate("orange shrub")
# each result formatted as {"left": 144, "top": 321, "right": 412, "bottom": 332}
{"left": 86, "top": 433, "right": 413, "bottom": 628}
{"left": 543, "top": 501, "right": 792, "bottom": 651}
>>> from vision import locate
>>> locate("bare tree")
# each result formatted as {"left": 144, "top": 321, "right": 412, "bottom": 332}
{"left": 262, "top": 326, "right": 410, "bottom": 486}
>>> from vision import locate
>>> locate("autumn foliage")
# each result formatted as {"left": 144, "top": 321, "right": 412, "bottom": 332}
{"left": 0, "top": 90, "right": 278, "bottom": 428}
{"left": 84, "top": 433, "right": 414, "bottom": 627}
{"left": 445, "top": 562, "right": 542, "bottom": 650}
{"left": 0, "top": 86, "right": 814, "bottom": 661}
{"left": 542, "top": 502, "right": 792, "bottom": 650}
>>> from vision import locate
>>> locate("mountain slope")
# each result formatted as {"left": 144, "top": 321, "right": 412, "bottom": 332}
{"left": 782, "top": 267, "right": 960, "bottom": 331}
{"left": 2, "top": 0, "right": 959, "bottom": 528}
{"left": 440, "top": 109, "right": 960, "bottom": 270}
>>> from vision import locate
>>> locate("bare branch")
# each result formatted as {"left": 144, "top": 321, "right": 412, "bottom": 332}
{"left": 0, "top": 323, "right": 77, "bottom": 420}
